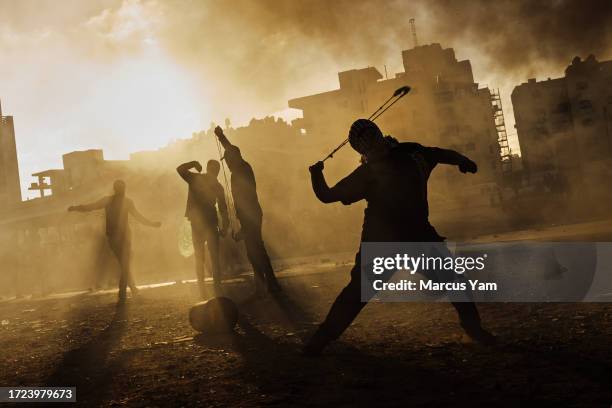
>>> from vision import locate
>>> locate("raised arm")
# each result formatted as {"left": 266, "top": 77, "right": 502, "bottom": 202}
{"left": 214, "top": 126, "right": 234, "bottom": 150}
{"left": 429, "top": 147, "right": 478, "bottom": 173}
{"left": 176, "top": 161, "right": 202, "bottom": 182}
{"left": 309, "top": 161, "right": 365, "bottom": 205}
{"left": 128, "top": 200, "right": 161, "bottom": 228}
{"left": 68, "top": 197, "right": 108, "bottom": 212}
{"left": 309, "top": 162, "right": 337, "bottom": 203}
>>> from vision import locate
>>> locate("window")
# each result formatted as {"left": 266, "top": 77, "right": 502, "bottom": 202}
{"left": 576, "top": 81, "right": 588, "bottom": 91}
{"left": 578, "top": 100, "right": 593, "bottom": 111}
{"left": 555, "top": 102, "right": 570, "bottom": 113}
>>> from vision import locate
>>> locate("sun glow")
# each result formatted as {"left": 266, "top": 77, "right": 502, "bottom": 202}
{"left": 84, "top": 48, "right": 209, "bottom": 155}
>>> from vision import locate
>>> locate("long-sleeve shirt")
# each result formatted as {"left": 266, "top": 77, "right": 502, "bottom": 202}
{"left": 75, "top": 195, "right": 153, "bottom": 241}
{"left": 216, "top": 133, "right": 263, "bottom": 229}
{"left": 178, "top": 169, "right": 228, "bottom": 230}
{"left": 310, "top": 142, "right": 456, "bottom": 242}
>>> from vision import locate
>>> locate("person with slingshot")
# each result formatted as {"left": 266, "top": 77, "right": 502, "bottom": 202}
{"left": 304, "top": 114, "right": 496, "bottom": 356}
{"left": 213, "top": 125, "right": 282, "bottom": 297}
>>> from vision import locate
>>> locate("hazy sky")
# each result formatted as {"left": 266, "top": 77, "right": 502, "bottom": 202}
{"left": 1, "top": 0, "right": 610, "bottom": 198}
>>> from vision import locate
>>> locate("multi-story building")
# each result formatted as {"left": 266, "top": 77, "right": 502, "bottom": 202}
{"left": 288, "top": 43, "right": 509, "bottom": 231}
{"left": 0, "top": 100, "right": 22, "bottom": 209}
{"left": 512, "top": 55, "right": 612, "bottom": 208}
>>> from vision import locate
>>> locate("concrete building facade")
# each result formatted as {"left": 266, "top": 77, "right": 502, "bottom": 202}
{"left": 289, "top": 43, "right": 508, "bottom": 220}
{"left": 512, "top": 55, "right": 612, "bottom": 207}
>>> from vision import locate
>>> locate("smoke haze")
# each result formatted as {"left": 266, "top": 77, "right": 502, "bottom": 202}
{"left": 0, "top": 0, "right": 610, "bottom": 196}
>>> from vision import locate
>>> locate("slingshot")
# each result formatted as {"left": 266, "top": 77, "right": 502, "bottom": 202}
{"left": 321, "top": 85, "right": 411, "bottom": 162}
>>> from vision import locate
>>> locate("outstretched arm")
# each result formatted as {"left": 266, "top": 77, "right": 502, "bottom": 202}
{"left": 176, "top": 161, "right": 202, "bottom": 182}
{"left": 214, "top": 126, "right": 234, "bottom": 150}
{"left": 68, "top": 197, "right": 108, "bottom": 212}
{"left": 429, "top": 147, "right": 478, "bottom": 173}
{"left": 128, "top": 201, "right": 161, "bottom": 228}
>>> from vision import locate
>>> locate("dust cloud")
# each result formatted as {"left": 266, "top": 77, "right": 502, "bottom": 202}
{"left": 125, "top": 0, "right": 612, "bottom": 122}
{"left": 1, "top": 1, "right": 611, "bottom": 299}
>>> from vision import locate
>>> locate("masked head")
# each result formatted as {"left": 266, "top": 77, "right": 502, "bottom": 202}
{"left": 348, "top": 119, "right": 385, "bottom": 157}
{"left": 207, "top": 160, "right": 221, "bottom": 177}
{"left": 113, "top": 179, "right": 126, "bottom": 196}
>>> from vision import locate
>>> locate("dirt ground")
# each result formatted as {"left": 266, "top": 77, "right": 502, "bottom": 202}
{"left": 0, "top": 259, "right": 611, "bottom": 407}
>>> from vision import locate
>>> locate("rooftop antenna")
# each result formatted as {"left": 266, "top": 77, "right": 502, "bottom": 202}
{"left": 409, "top": 18, "right": 418, "bottom": 48}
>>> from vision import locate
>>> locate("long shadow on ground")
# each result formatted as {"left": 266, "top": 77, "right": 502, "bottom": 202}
{"left": 43, "top": 303, "right": 134, "bottom": 406}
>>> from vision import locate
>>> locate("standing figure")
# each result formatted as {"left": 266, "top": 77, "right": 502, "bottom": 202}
{"left": 304, "top": 119, "right": 495, "bottom": 356}
{"left": 68, "top": 180, "right": 161, "bottom": 303}
{"left": 177, "top": 159, "right": 229, "bottom": 296}
{"left": 214, "top": 126, "right": 281, "bottom": 295}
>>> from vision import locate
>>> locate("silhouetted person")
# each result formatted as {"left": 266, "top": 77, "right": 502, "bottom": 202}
{"left": 214, "top": 126, "right": 281, "bottom": 295}
{"left": 177, "top": 159, "right": 229, "bottom": 296}
{"left": 68, "top": 180, "right": 161, "bottom": 303}
{"left": 304, "top": 119, "right": 495, "bottom": 356}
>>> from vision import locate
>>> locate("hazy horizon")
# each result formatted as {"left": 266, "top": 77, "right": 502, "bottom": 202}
{"left": 1, "top": 0, "right": 610, "bottom": 199}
